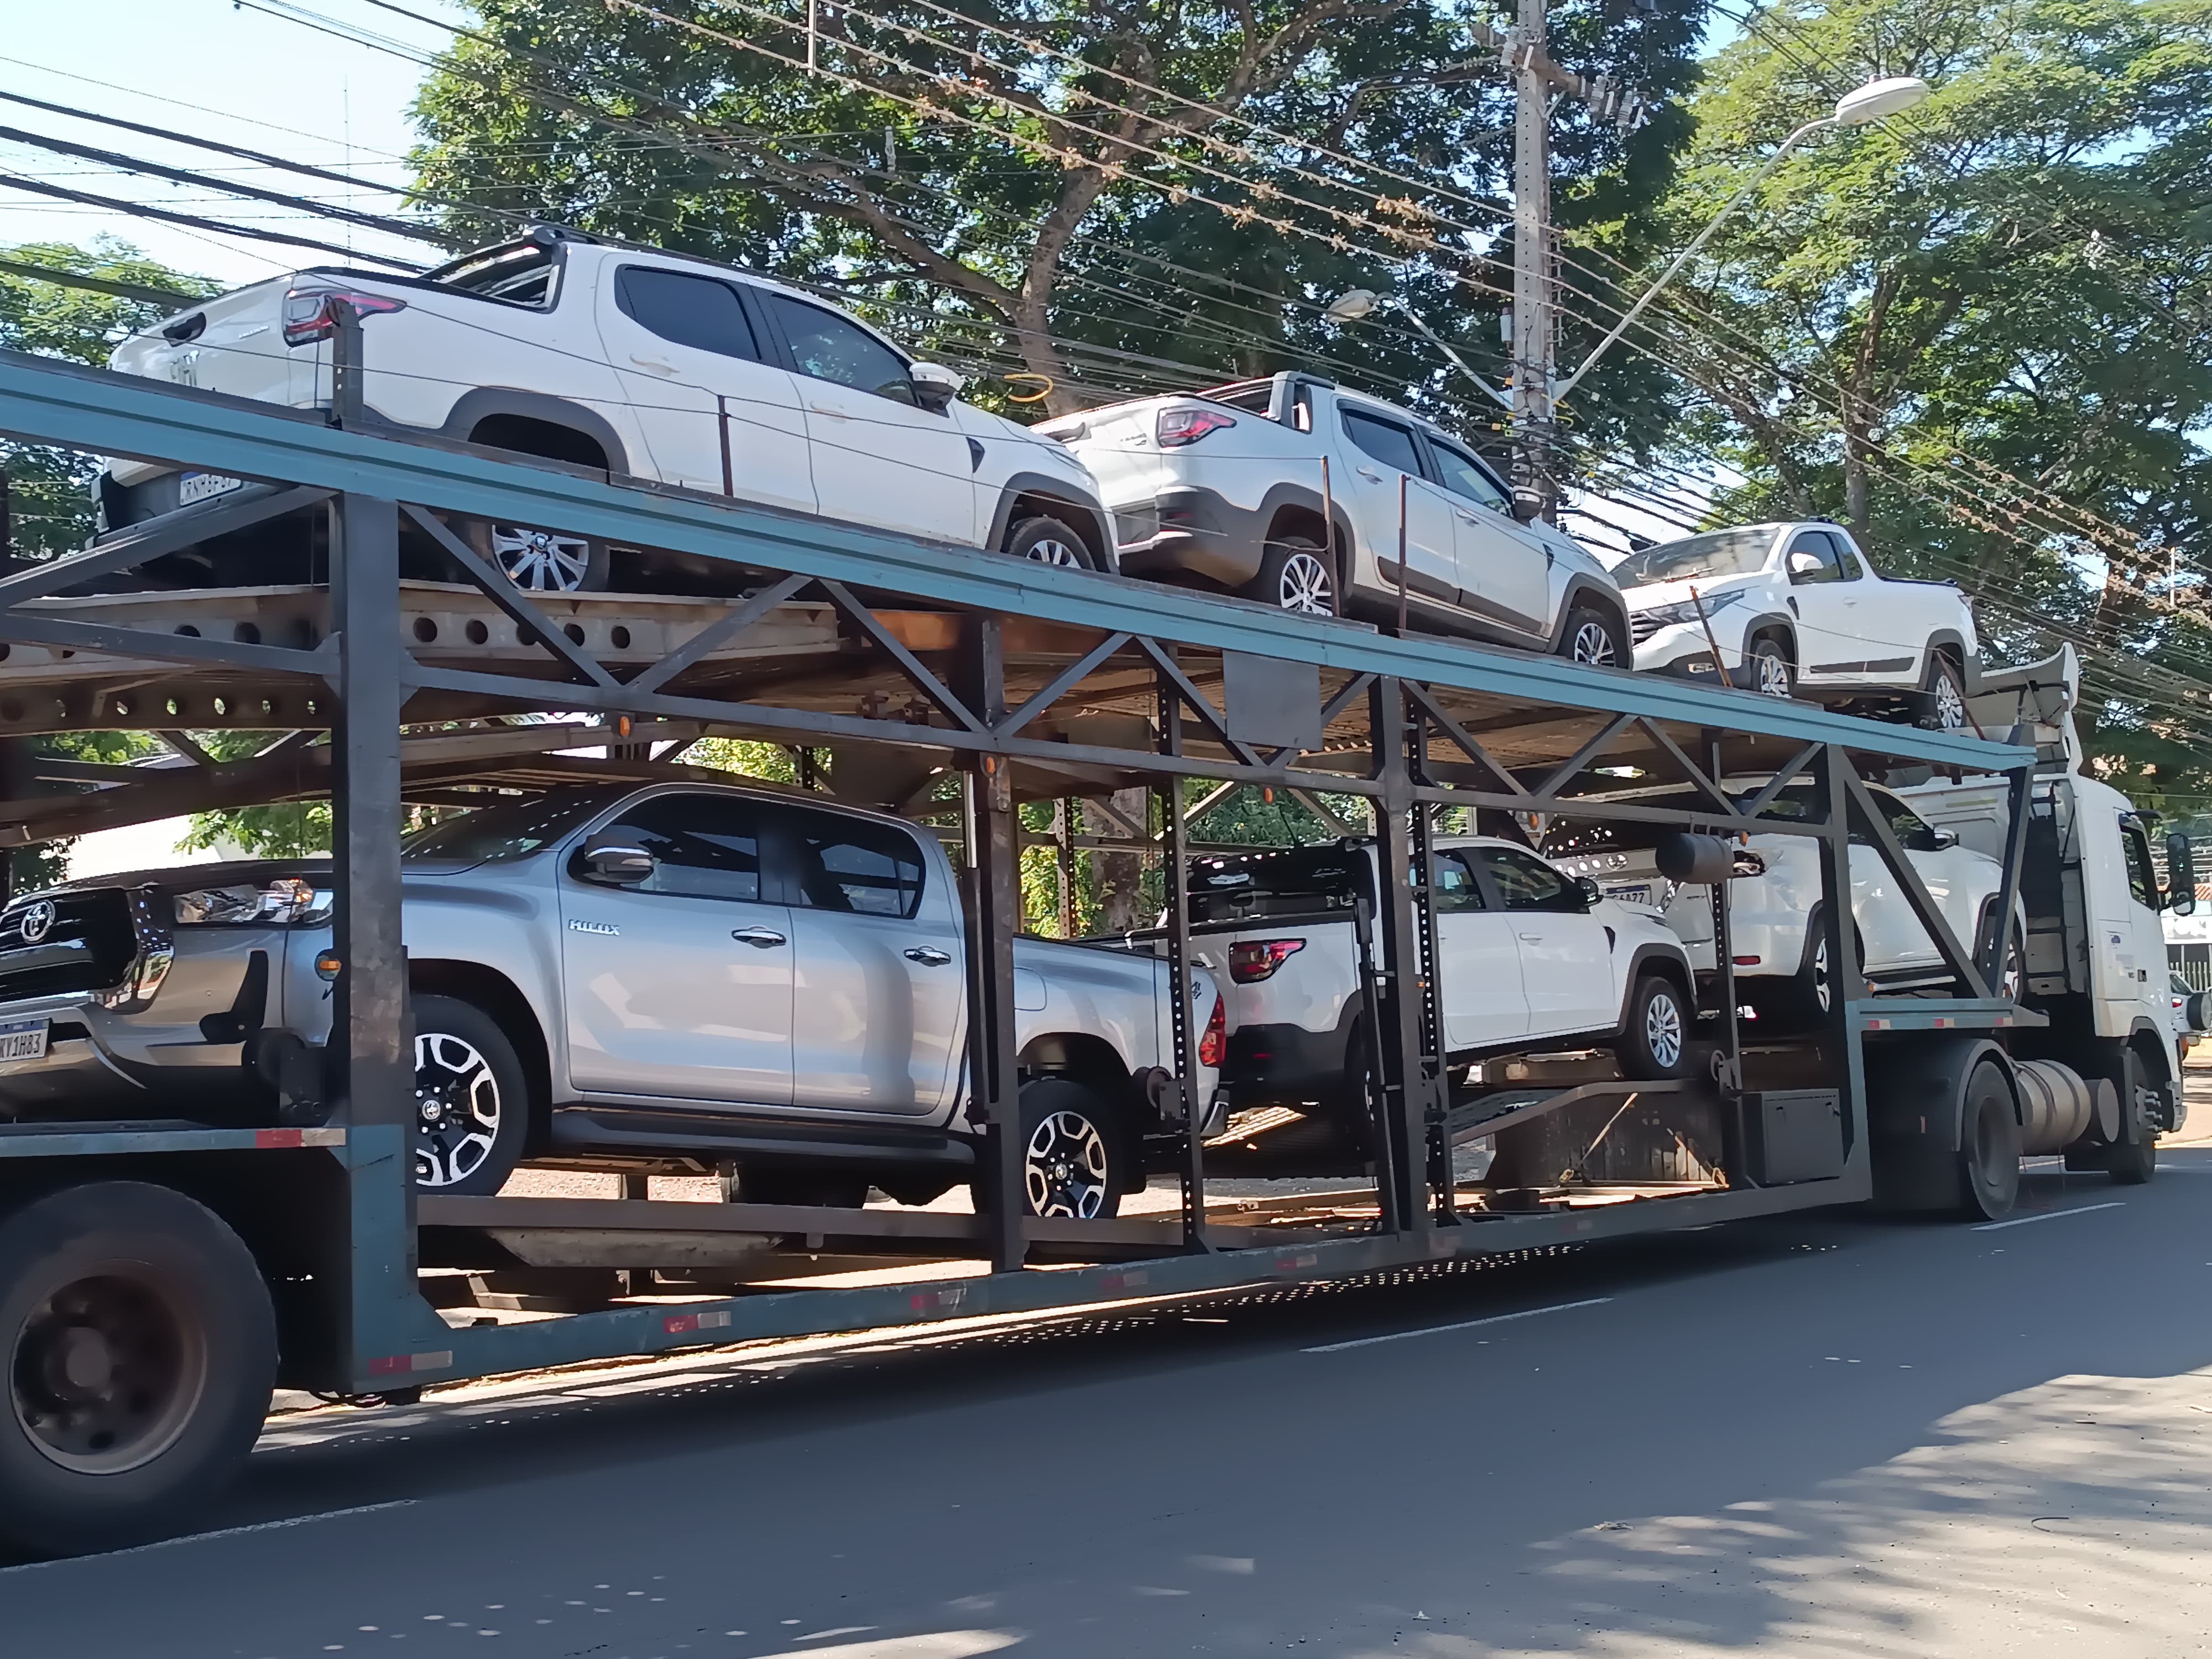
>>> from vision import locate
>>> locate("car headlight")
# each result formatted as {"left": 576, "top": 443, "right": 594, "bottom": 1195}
{"left": 173, "top": 878, "right": 332, "bottom": 925}
{"left": 1632, "top": 589, "right": 1750, "bottom": 629}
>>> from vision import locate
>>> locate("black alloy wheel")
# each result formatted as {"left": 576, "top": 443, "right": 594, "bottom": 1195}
{"left": 411, "top": 994, "right": 530, "bottom": 1196}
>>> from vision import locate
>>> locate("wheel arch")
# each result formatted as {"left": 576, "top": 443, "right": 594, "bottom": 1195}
{"left": 409, "top": 959, "right": 552, "bottom": 1151}
{"left": 1017, "top": 1032, "right": 1144, "bottom": 1191}
{"left": 985, "top": 473, "right": 1113, "bottom": 564}
{"left": 1925, "top": 629, "right": 1980, "bottom": 692}
{"left": 1742, "top": 613, "right": 1798, "bottom": 663}
{"left": 439, "top": 389, "right": 628, "bottom": 476}
{"left": 1256, "top": 482, "right": 1355, "bottom": 561}
{"left": 1621, "top": 942, "right": 1697, "bottom": 1016}
{"left": 1543, "top": 575, "right": 1631, "bottom": 651}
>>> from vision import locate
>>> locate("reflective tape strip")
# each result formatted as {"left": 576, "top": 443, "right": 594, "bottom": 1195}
{"left": 368, "top": 1350, "right": 452, "bottom": 1375}
{"left": 253, "top": 1126, "right": 346, "bottom": 1148}
{"left": 1100, "top": 1269, "right": 1148, "bottom": 1293}
{"left": 909, "top": 1286, "right": 968, "bottom": 1313}
{"left": 1275, "top": 1253, "right": 1318, "bottom": 1274}
{"left": 662, "top": 1311, "right": 732, "bottom": 1335}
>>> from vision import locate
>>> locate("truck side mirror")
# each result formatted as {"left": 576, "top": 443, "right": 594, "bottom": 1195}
{"left": 579, "top": 836, "right": 655, "bottom": 885}
{"left": 2167, "top": 830, "right": 2197, "bottom": 915}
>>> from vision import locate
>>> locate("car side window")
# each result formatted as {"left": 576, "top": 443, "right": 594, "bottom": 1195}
{"left": 586, "top": 794, "right": 764, "bottom": 902}
{"left": 767, "top": 294, "right": 915, "bottom": 404}
{"left": 1340, "top": 408, "right": 1424, "bottom": 476}
{"left": 616, "top": 268, "right": 762, "bottom": 362}
{"left": 1473, "top": 846, "right": 1583, "bottom": 913}
{"left": 1786, "top": 530, "right": 1846, "bottom": 585}
{"left": 1427, "top": 438, "right": 1512, "bottom": 511}
{"left": 2124, "top": 820, "right": 2158, "bottom": 909}
{"left": 1432, "top": 851, "right": 1486, "bottom": 912}
{"left": 780, "top": 808, "right": 926, "bottom": 918}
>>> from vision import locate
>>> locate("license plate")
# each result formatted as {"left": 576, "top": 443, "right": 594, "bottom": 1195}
{"left": 178, "top": 471, "right": 244, "bottom": 506}
{"left": 1605, "top": 884, "right": 1656, "bottom": 907}
{"left": 0, "top": 1018, "right": 50, "bottom": 1062}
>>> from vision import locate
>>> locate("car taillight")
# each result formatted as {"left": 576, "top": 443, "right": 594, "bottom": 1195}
{"left": 1197, "top": 992, "right": 1227, "bottom": 1067}
{"left": 1156, "top": 405, "right": 1237, "bottom": 447}
{"left": 282, "top": 286, "right": 406, "bottom": 346}
{"left": 1229, "top": 938, "right": 1305, "bottom": 983}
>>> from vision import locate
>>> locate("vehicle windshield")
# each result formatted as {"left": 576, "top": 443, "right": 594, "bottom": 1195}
{"left": 1184, "top": 846, "right": 1372, "bottom": 922}
{"left": 1613, "top": 528, "right": 1777, "bottom": 587}
{"left": 401, "top": 786, "right": 629, "bottom": 864}
{"left": 421, "top": 239, "right": 560, "bottom": 306}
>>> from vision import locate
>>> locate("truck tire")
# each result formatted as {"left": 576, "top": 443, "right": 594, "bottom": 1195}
{"left": 412, "top": 994, "right": 531, "bottom": 1196}
{"left": 1003, "top": 514, "right": 1095, "bottom": 570}
{"left": 1916, "top": 652, "right": 1969, "bottom": 731}
{"left": 1618, "top": 973, "right": 1692, "bottom": 1080}
{"left": 1957, "top": 1059, "right": 2021, "bottom": 1220}
{"left": 970, "top": 1078, "right": 1128, "bottom": 1220}
{"left": 0, "top": 1181, "right": 275, "bottom": 1557}
{"left": 1246, "top": 535, "right": 1336, "bottom": 616}
{"left": 1747, "top": 635, "right": 1795, "bottom": 699}
{"left": 462, "top": 518, "right": 610, "bottom": 593}
{"left": 1558, "top": 606, "right": 1626, "bottom": 669}
{"left": 2105, "top": 1047, "right": 2158, "bottom": 1186}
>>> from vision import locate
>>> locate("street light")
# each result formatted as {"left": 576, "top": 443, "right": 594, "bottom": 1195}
{"left": 1553, "top": 75, "right": 1931, "bottom": 399}
{"left": 1321, "top": 287, "right": 1516, "bottom": 410}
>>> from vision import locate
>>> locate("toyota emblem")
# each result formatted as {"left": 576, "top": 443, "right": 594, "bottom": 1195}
{"left": 17, "top": 901, "right": 54, "bottom": 944}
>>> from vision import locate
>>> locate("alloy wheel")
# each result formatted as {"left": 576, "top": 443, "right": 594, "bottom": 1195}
{"left": 1754, "top": 649, "right": 1793, "bottom": 698}
{"left": 1812, "top": 935, "right": 1831, "bottom": 1016}
{"left": 414, "top": 1030, "right": 503, "bottom": 1188}
{"left": 11, "top": 1266, "right": 207, "bottom": 1474}
{"left": 489, "top": 524, "right": 594, "bottom": 592}
{"left": 1644, "top": 989, "right": 1684, "bottom": 1070}
{"left": 1023, "top": 537, "right": 1084, "bottom": 568}
{"left": 1932, "top": 672, "right": 1966, "bottom": 729}
{"left": 1023, "top": 1109, "right": 1111, "bottom": 1219}
{"left": 1277, "top": 551, "right": 1335, "bottom": 615}
{"left": 1571, "top": 621, "right": 1616, "bottom": 666}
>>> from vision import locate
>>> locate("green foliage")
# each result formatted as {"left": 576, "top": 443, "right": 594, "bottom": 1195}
{"left": 1651, "top": 0, "right": 2212, "bottom": 793}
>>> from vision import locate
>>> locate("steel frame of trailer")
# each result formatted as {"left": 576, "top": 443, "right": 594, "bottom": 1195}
{"left": 0, "top": 347, "right": 2038, "bottom": 1395}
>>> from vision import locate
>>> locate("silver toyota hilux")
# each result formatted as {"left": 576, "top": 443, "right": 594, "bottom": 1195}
{"left": 0, "top": 781, "right": 1222, "bottom": 1216}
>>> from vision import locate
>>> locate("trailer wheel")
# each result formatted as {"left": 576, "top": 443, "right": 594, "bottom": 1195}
{"left": 413, "top": 995, "right": 530, "bottom": 1196}
{"left": 0, "top": 1182, "right": 275, "bottom": 1557}
{"left": 1619, "top": 973, "right": 1692, "bottom": 1079}
{"left": 1957, "top": 1061, "right": 2021, "bottom": 1220}
{"left": 971, "top": 1078, "right": 1126, "bottom": 1220}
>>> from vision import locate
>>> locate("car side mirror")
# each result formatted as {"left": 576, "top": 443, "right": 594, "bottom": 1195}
{"left": 1925, "top": 827, "right": 1959, "bottom": 852}
{"left": 1787, "top": 550, "right": 1823, "bottom": 581}
{"left": 909, "top": 361, "right": 962, "bottom": 413}
{"left": 1510, "top": 488, "right": 1544, "bottom": 524}
{"left": 1575, "top": 875, "right": 1601, "bottom": 909}
{"left": 2168, "top": 829, "right": 2197, "bottom": 915}
{"left": 580, "top": 836, "right": 654, "bottom": 885}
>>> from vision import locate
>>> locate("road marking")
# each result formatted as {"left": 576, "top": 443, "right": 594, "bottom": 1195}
{"left": 1303, "top": 1296, "right": 1612, "bottom": 1353}
{"left": 1974, "top": 1201, "right": 2125, "bottom": 1232}
{"left": 0, "top": 1499, "right": 417, "bottom": 1573}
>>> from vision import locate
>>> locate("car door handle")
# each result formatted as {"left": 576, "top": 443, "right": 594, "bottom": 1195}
{"left": 1355, "top": 465, "right": 1384, "bottom": 482}
{"left": 904, "top": 946, "right": 953, "bottom": 966}
{"left": 629, "top": 353, "right": 678, "bottom": 375}
{"left": 1456, "top": 509, "right": 1479, "bottom": 523}
{"left": 1518, "top": 932, "right": 1546, "bottom": 942}
{"left": 731, "top": 926, "right": 787, "bottom": 948}
{"left": 807, "top": 401, "right": 852, "bottom": 419}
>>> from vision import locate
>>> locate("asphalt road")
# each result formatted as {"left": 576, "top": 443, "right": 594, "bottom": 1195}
{"left": 6, "top": 1151, "right": 2212, "bottom": 1659}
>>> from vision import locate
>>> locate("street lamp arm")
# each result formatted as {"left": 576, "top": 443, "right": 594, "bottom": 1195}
{"left": 1389, "top": 298, "right": 1517, "bottom": 411}
{"left": 1554, "top": 114, "right": 1833, "bottom": 400}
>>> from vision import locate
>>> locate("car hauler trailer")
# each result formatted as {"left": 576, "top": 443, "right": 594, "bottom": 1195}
{"left": 0, "top": 346, "right": 2176, "bottom": 1556}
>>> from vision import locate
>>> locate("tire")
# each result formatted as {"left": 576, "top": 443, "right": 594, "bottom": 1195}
{"left": 2105, "top": 1046, "right": 2159, "bottom": 1186}
{"left": 0, "top": 1181, "right": 275, "bottom": 1557}
{"left": 1975, "top": 906, "right": 2025, "bottom": 1003}
{"left": 411, "top": 994, "right": 531, "bottom": 1196}
{"left": 723, "top": 1168, "right": 872, "bottom": 1208}
{"left": 1917, "top": 652, "right": 1969, "bottom": 731}
{"left": 1246, "top": 535, "right": 1336, "bottom": 616}
{"left": 1618, "top": 972, "right": 1692, "bottom": 1080}
{"left": 461, "top": 518, "right": 609, "bottom": 593}
{"left": 1957, "top": 1060, "right": 2021, "bottom": 1220}
{"left": 1558, "top": 605, "right": 1626, "bottom": 669}
{"left": 1747, "top": 635, "right": 1796, "bottom": 700}
{"left": 969, "top": 1077, "right": 1127, "bottom": 1220}
{"left": 1778, "top": 914, "right": 1865, "bottom": 1027}
{"left": 1003, "top": 514, "right": 1094, "bottom": 570}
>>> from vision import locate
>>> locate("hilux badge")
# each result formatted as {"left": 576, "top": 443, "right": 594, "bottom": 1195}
{"left": 568, "top": 918, "right": 619, "bottom": 936}
{"left": 17, "top": 901, "right": 55, "bottom": 943}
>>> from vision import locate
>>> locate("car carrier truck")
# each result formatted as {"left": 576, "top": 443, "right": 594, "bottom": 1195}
{"left": 0, "top": 345, "right": 2190, "bottom": 1558}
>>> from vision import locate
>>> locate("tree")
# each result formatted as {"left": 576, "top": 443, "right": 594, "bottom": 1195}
{"left": 1645, "top": 0, "right": 2212, "bottom": 792}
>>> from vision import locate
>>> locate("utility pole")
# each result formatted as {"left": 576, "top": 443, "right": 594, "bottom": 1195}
{"left": 1509, "top": 0, "right": 1557, "bottom": 519}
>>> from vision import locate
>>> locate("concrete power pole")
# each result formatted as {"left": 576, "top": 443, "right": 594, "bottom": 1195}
{"left": 1509, "top": 0, "right": 1558, "bottom": 519}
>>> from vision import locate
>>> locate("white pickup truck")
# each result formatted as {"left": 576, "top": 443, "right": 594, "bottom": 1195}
{"left": 1611, "top": 521, "right": 1980, "bottom": 727}
{"left": 92, "top": 226, "right": 1114, "bottom": 592}
{"left": 1037, "top": 372, "right": 1632, "bottom": 664}
{"left": 1123, "top": 836, "right": 1695, "bottom": 1139}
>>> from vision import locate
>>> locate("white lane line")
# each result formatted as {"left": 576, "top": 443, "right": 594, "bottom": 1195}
{"left": 1303, "top": 1296, "right": 1612, "bottom": 1353}
{"left": 0, "top": 1499, "right": 416, "bottom": 1573}
{"left": 1974, "top": 1201, "right": 2125, "bottom": 1233}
